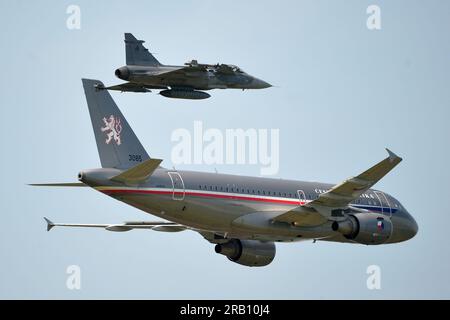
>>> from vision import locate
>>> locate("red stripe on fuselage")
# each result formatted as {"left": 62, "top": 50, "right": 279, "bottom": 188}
{"left": 101, "top": 189, "right": 303, "bottom": 205}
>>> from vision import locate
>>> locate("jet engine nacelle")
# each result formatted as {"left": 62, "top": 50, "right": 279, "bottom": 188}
{"left": 332, "top": 213, "right": 392, "bottom": 245}
{"left": 215, "top": 239, "right": 275, "bottom": 267}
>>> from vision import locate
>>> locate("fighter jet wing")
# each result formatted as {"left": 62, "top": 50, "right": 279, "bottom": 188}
{"left": 143, "top": 66, "right": 191, "bottom": 77}
{"left": 110, "top": 67, "right": 207, "bottom": 90}
{"left": 151, "top": 65, "right": 208, "bottom": 79}
{"left": 105, "top": 82, "right": 168, "bottom": 93}
{"left": 273, "top": 149, "right": 402, "bottom": 225}
{"left": 44, "top": 217, "right": 187, "bottom": 232}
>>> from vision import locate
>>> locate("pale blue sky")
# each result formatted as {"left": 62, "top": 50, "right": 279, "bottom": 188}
{"left": 1, "top": 0, "right": 449, "bottom": 299}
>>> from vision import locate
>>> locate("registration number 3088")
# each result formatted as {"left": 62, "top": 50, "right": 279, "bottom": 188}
{"left": 128, "top": 154, "right": 143, "bottom": 162}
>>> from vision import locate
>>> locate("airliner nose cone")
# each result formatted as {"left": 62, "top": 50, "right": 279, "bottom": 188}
{"left": 389, "top": 213, "right": 418, "bottom": 243}
{"left": 402, "top": 214, "right": 419, "bottom": 241}
{"left": 408, "top": 217, "right": 419, "bottom": 239}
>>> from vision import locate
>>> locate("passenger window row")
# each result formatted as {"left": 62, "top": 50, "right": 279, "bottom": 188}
{"left": 192, "top": 185, "right": 400, "bottom": 208}
{"left": 196, "top": 185, "right": 322, "bottom": 200}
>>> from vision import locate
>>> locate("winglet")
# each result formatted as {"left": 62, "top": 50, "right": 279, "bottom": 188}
{"left": 386, "top": 148, "right": 402, "bottom": 163}
{"left": 44, "top": 217, "right": 55, "bottom": 232}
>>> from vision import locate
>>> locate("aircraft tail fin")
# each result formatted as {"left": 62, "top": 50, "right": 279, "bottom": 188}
{"left": 82, "top": 79, "right": 150, "bottom": 169}
{"left": 124, "top": 33, "right": 162, "bottom": 66}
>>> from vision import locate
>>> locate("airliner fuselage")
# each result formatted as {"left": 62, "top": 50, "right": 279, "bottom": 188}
{"left": 80, "top": 168, "right": 418, "bottom": 245}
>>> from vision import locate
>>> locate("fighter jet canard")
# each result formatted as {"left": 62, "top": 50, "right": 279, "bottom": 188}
{"left": 102, "top": 33, "right": 272, "bottom": 100}
{"left": 31, "top": 79, "right": 418, "bottom": 267}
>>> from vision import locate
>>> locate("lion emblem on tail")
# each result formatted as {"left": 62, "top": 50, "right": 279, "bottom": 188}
{"left": 101, "top": 115, "right": 123, "bottom": 145}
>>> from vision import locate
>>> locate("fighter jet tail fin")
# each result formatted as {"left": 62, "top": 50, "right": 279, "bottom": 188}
{"left": 124, "top": 33, "right": 162, "bottom": 67}
{"left": 82, "top": 79, "right": 151, "bottom": 169}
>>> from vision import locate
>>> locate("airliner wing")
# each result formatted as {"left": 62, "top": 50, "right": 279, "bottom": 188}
{"left": 44, "top": 217, "right": 187, "bottom": 232}
{"left": 273, "top": 149, "right": 402, "bottom": 225}
{"left": 306, "top": 149, "right": 402, "bottom": 210}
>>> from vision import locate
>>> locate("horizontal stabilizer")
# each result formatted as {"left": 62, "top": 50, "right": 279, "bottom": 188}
{"left": 29, "top": 183, "right": 87, "bottom": 187}
{"left": 111, "top": 158, "right": 162, "bottom": 184}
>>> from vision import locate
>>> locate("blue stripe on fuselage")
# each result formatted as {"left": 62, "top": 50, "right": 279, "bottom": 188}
{"left": 353, "top": 204, "right": 398, "bottom": 214}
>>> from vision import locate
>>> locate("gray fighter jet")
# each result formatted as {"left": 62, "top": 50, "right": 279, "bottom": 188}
{"left": 32, "top": 79, "right": 418, "bottom": 267}
{"left": 105, "top": 33, "right": 271, "bottom": 99}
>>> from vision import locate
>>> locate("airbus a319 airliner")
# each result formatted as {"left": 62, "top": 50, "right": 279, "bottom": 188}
{"left": 33, "top": 79, "right": 418, "bottom": 267}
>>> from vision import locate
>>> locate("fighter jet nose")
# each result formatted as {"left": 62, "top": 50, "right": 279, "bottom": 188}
{"left": 248, "top": 78, "right": 272, "bottom": 89}
{"left": 260, "top": 80, "right": 272, "bottom": 89}
{"left": 115, "top": 67, "right": 130, "bottom": 80}
{"left": 255, "top": 79, "right": 272, "bottom": 89}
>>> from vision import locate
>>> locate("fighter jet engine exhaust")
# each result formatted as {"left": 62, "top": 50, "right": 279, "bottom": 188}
{"left": 215, "top": 239, "right": 275, "bottom": 267}
{"left": 160, "top": 89, "right": 211, "bottom": 100}
{"left": 115, "top": 67, "right": 130, "bottom": 80}
{"left": 332, "top": 213, "right": 393, "bottom": 245}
